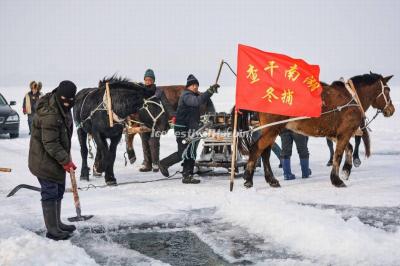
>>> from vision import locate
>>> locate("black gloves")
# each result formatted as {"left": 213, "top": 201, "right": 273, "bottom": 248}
{"left": 207, "top": 84, "right": 220, "bottom": 94}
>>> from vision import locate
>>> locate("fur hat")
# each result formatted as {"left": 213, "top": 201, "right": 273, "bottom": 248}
{"left": 29, "top": 81, "right": 37, "bottom": 90}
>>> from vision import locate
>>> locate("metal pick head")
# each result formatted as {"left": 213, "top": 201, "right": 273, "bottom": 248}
{"left": 68, "top": 215, "right": 94, "bottom": 222}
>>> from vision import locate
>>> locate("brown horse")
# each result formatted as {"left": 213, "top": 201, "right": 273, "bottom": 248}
{"left": 125, "top": 85, "right": 215, "bottom": 164}
{"left": 237, "top": 73, "right": 395, "bottom": 188}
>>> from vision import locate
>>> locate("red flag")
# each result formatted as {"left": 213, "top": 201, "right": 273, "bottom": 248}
{"left": 235, "top": 44, "right": 322, "bottom": 117}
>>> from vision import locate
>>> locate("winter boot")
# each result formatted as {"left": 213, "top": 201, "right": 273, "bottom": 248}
{"left": 152, "top": 163, "right": 159, "bottom": 172}
{"left": 139, "top": 164, "right": 152, "bottom": 172}
{"left": 57, "top": 200, "right": 76, "bottom": 233}
{"left": 182, "top": 160, "right": 200, "bottom": 184}
{"left": 159, "top": 163, "right": 170, "bottom": 177}
{"left": 282, "top": 158, "right": 296, "bottom": 180}
{"left": 42, "top": 201, "right": 70, "bottom": 241}
{"left": 182, "top": 175, "right": 201, "bottom": 184}
{"left": 300, "top": 158, "right": 312, "bottom": 178}
{"left": 159, "top": 152, "right": 181, "bottom": 177}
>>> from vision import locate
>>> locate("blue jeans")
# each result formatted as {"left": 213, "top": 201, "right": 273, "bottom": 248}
{"left": 37, "top": 178, "right": 65, "bottom": 201}
{"left": 280, "top": 130, "right": 309, "bottom": 159}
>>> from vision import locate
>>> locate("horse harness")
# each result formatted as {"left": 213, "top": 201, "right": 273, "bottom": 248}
{"left": 77, "top": 89, "right": 166, "bottom": 133}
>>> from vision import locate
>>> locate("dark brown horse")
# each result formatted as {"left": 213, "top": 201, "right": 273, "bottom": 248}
{"left": 125, "top": 85, "right": 215, "bottom": 164}
{"left": 237, "top": 73, "right": 395, "bottom": 188}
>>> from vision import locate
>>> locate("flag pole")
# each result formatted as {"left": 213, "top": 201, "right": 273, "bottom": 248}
{"left": 230, "top": 108, "right": 238, "bottom": 191}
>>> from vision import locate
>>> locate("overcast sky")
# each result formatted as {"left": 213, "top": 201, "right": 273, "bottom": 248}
{"left": 0, "top": 0, "right": 399, "bottom": 89}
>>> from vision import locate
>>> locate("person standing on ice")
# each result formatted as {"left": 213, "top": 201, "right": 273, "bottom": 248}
{"left": 159, "top": 74, "right": 219, "bottom": 184}
{"left": 22, "top": 81, "right": 43, "bottom": 134}
{"left": 279, "top": 129, "right": 312, "bottom": 180}
{"left": 138, "top": 69, "right": 175, "bottom": 172}
{"left": 28, "top": 80, "right": 78, "bottom": 241}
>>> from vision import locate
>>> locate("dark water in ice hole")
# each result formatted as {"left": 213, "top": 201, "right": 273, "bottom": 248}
{"left": 69, "top": 216, "right": 303, "bottom": 266}
{"left": 47, "top": 204, "right": 399, "bottom": 265}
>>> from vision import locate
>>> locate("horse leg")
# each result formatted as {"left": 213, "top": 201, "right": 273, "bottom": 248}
{"left": 92, "top": 132, "right": 108, "bottom": 179}
{"left": 326, "top": 138, "right": 334, "bottom": 166}
{"left": 77, "top": 128, "right": 90, "bottom": 181}
{"left": 353, "top": 135, "right": 362, "bottom": 167}
{"left": 244, "top": 130, "right": 278, "bottom": 188}
{"left": 104, "top": 135, "right": 121, "bottom": 185}
{"left": 261, "top": 147, "right": 280, "bottom": 187}
{"left": 341, "top": 143, "right": 353, "bottom": 180}
{"left": 93, "top": 145, "right": 104, "bottom": 177}
{"left": 330, "top": 135, "right": 352, "bottom": 187}
{"left": 126, "top": 132, "right": 137, "bottom": 164}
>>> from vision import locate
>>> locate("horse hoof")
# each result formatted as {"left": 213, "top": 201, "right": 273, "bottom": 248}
{"left": 341, "top": 170, "right": 350, "bottom": 180}
{"left": 129, "top": 157, "right": 136, "bottom": 165}
{"left": 326, "top": 160, "right": 333, "bottom": 167}
{"left": 353, "top": 158, "right": 361, "bottom": 168}
{"left": 333, "top": 181, "right": 346, "bottom": 188}
{"left": 106, "top": 180, "right": 117, "bottom": 186}
{"left": 269, "top": 181, "right": 281, "bottom": 188}
{"left": 80, "top": 176, "right": 89, "bottom": 181}
{"left": 244, "top": 181, "right": 253, "bottom": 188}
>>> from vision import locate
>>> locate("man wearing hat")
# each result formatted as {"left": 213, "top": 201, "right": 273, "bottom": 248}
{"left": 159, "top": 74, "right": 219, "bottom": 184}
{"left": 23, "top": 81, "right": 43, "bottom": 134}
{"left": 139, "top": 69, "right": 174, "bottom": 172}
{"left": 28, "top": 80, "right": 78, "bottom": 240}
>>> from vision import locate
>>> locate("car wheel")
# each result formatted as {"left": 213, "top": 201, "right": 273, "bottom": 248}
{"left": 10, "top": 133, "right": 19, "bottom": 139}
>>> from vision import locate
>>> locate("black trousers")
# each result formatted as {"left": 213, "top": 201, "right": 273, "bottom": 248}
{"left": 28, "top": 114, "right": 34, "bottom": 134}
{"left": 160, "top": 133, "right": 198, "bottom": 177}
{"left": 140, "top": 132, "right": 160, "bottom": 167}
{"left": 280, "top": 129, "right": 309, "bottom": 159}
{"left": 37, "top": 177, "right": 65, "bottom": 201}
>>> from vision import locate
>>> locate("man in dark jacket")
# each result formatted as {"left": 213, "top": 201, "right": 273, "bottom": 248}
{"left": 28, "top": 80, "right": 77, "bottom": 240}
{"left": 139, "top": 69, "right": 174, "bottom": 172}
{"left": 159, "top": 74, "right": 219, "bottom": 184}
{"left": 23, "top": 81, "right": 43, "bottom": 134}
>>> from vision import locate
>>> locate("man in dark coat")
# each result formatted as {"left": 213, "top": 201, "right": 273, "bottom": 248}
{"left": 139, "top": 69, "right": 175, "bottom": 172}
{"left": 28, "top": 80, "right": 78, "bottom": 240}
{"left": 159, "top": 74, "right": 219, "bottom": 184}
{"left": 23, "top": 81, "right": 43, "bottom": 134}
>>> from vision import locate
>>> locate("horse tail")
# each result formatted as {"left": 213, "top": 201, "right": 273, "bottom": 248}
{"left": 231, "top": 106, "right": 254, "bottom": 156}
{"left": 360, "top": 120, "right": 371, "bottom": 158}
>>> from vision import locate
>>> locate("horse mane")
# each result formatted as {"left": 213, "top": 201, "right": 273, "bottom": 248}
{"left": 98, "top": 75, "right": 145, "bottom": 91}
{"left": 331, "top": 80, "right": 345, "bottom": 87}
{"left": 351, "top": 73, "right": 382, "bottom": 86}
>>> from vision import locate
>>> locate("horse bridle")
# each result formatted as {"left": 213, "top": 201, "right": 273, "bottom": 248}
{"left": 377, "top": 80, "right": 392, "bottom": 111}
{"left": 140, "top": 95, "right": 166, "bottom": 132}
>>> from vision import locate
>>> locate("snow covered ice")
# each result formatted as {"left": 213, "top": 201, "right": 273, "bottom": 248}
{"left": 0, "top": 86, "right": 399, "bottom": 266}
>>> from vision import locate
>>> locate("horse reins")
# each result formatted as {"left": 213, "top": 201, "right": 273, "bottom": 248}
{"left": 139, "top": 95, "right": 166, "bottom": 132}
{"left": 377, "top": 80, "right": 392, "bottom": 110}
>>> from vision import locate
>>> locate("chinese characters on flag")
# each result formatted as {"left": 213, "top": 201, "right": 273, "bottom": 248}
{"left": 236, "top": 44, "right": 322, "bottom": 117}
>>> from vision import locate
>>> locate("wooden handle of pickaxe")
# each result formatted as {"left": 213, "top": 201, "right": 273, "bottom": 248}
{"left": 0, "top": 168, "right": 12, "bottom": 172}
{"left": 215, "top": 59, "right": 224, "bottom": 84}
{"left": 69, "top": 170, "right": 82, "bottom": 217}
